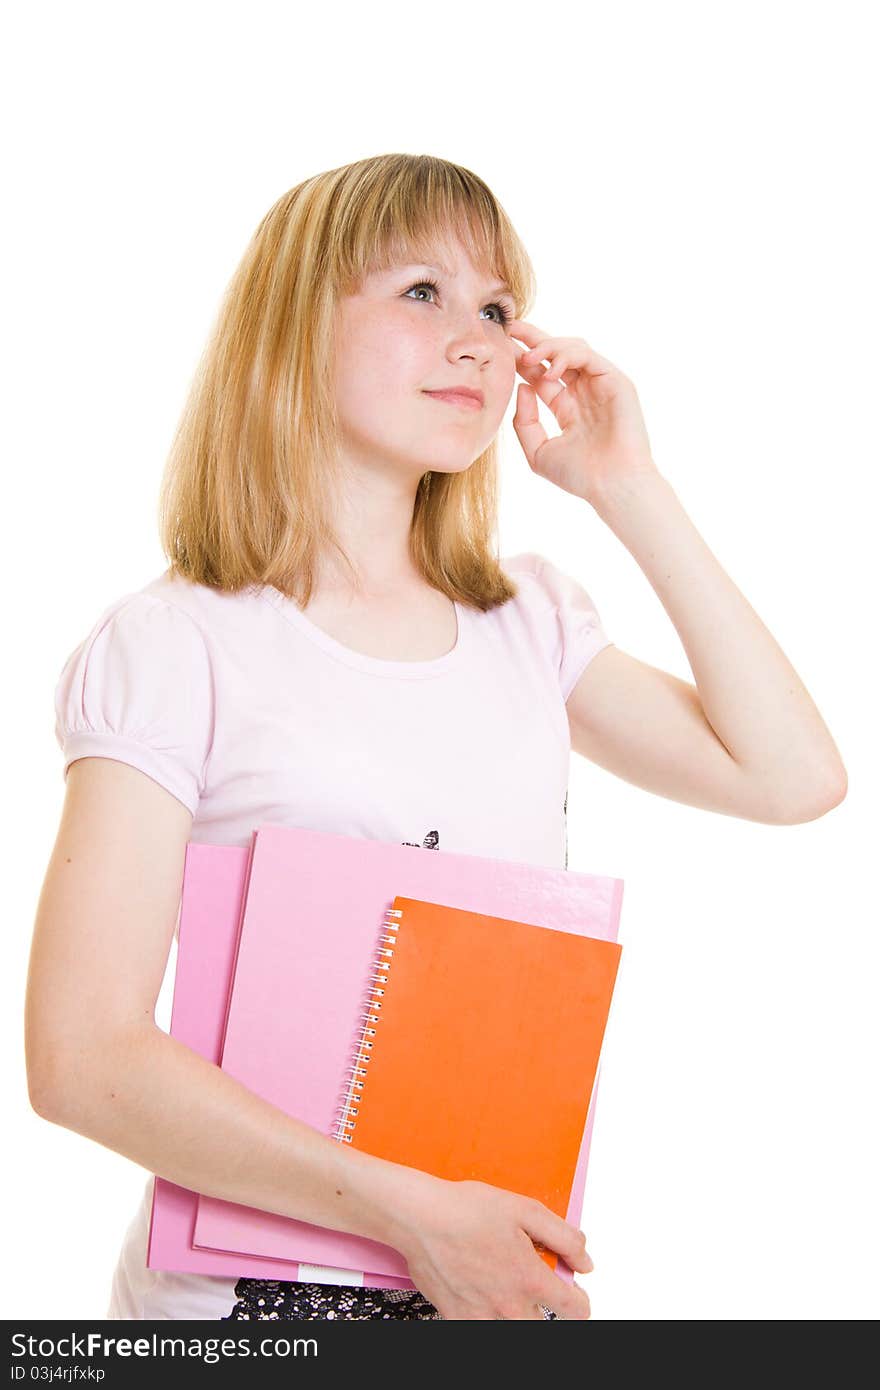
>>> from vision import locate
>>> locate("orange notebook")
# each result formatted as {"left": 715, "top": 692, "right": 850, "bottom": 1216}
{"left": 334, "top": 895, "right": 623, "bottom": 1273}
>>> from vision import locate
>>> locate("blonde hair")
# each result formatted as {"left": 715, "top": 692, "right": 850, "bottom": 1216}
{"left": 158, "top": 153, "right": 537, "bottom": 611}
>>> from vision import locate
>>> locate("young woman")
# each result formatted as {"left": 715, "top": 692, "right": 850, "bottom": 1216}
{"left": 25, "top": 153, "right": 847, "bottom": 1322}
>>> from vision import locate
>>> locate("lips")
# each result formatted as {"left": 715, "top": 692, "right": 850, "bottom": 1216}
{"left": 424, "top": 388, "right": 484, "bottom": 409}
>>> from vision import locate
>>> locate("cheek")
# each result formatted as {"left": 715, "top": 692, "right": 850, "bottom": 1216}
{"left": 343, "top": 309, "right": 432, "bottom": 392}
{"left": 501, "top": 334, "right": 519, "bottom": 374}
{"left": 489, "top": 347, "right": 517, "bottom": 406}
{"left": 334, "top": 336, "right": 425, "bottom": 437}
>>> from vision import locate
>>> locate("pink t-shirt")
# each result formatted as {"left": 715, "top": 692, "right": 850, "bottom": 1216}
{"left": 52, "top": 551, "right": 613, "bottom": 1320}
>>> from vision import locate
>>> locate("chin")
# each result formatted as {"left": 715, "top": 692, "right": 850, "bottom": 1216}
{"left": 417, "top": 457, "right": 478, "bottom": 479}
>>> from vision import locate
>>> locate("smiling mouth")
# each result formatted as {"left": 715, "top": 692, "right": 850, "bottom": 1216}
{"left": 423, "top": 390, "right": 483, "bottom": 410}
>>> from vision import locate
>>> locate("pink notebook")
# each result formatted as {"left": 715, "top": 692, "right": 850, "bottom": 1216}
{"left": 189, "top": 823, "right": 624, "bottom": 1285}
{"left": 146, "top": 842, "right": 368, "bottom": 1285}
{"left": 147, "top": 838, "right": 415, "bottom": 1289}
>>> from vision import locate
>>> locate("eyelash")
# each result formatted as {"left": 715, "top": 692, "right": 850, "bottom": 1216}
{"left": 403, "top": 279, "right": 513, "bottom": 327}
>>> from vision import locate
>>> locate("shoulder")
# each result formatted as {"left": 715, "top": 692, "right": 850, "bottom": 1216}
{"left": 140, "top": 568, "right": 276, "bottom": 645}
{"left": 58, "top": 573, "right": 214, "bottom": 670}
{"left": 500, "top": 550, "right": 601, "bottom": 623}
{"left": 498, "top": 551, "right": 612, "bottom": 702}
{"left": 52, "top": 573, "right": 223, "bottom": 730}
{"left": 53, "top": 574, "right": 220, "bottom": 814}
{"left": 499, "top": 549, "right": 545, "bottom": 584}
{"left": 139, "top": 568, "right": 230, "bottom": 635}
{"left": 498, "top": 550, "right": 555, "bottom": 611}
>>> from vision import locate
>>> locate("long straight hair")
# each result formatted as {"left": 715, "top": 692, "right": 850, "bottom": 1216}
{"left": 157, "top": 153, "right": 537, "bottom": 611}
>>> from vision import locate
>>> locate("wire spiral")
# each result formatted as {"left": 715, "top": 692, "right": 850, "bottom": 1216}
{"left": 331, "top": 904, "right": 401, "bottom": 1144}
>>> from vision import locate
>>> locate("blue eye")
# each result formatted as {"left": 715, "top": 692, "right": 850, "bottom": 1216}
{"left": 404, "top": 279, "right": 512, "bottom": 327}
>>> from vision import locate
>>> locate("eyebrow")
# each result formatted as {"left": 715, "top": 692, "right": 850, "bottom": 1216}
{"left": 395, "top": 261, "right": 514, "bottom": 299}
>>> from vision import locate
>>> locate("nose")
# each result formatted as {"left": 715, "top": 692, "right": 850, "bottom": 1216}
{"left": 446, "top": 325, "right": 495, "bottom": 368}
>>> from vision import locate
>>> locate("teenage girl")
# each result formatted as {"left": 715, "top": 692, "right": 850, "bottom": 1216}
{"left": 25, "top": 153, "right": 847, "bottom": 1321}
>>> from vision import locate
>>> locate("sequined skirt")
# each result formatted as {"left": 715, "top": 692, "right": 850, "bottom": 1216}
{"left": 221, "top": 1277, "right": 558, "bottom": 1321}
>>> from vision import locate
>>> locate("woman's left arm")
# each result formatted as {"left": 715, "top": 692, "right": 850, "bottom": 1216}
{"left": 508, "top": 320, "right": 848, "bottom": 826}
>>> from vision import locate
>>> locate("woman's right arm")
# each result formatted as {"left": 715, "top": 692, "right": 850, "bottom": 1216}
{"left": 25, "top": 757, "right": 593, "bottom": 1320}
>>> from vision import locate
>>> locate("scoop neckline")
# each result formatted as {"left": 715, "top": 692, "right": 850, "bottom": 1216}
{"left": 259, "top": 585, "right": 469, "bottom": 679}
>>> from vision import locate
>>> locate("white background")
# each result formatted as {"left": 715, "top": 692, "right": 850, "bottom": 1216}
{"left": 4, "top": 0, "right": 877, "bottom": 1321}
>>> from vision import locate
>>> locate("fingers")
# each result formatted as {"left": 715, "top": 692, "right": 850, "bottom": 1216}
{"left": 517, "top": 341, "right": 560, "bottom": 373}
{"left": 512, "top": 343, "right": 575, "bottom": 457}
{"left": 494, "top": 1299, "right": 552, "bottom": 1320}
{"left": 506, "top": 318, "right": 551, "bottom": 346}
{"left": 511, "top": 381, "right": 548, "bottom": 468}
{"left": 538, "top": 1264, "right": 593, "bottom": 1320}
{"left": 515, "top": 354, "right": 568, "bottom": 411}
{"left": 522, "top": 1201, "right": 594, "bottom": 1276}
{"left": 502, "top": 1272, "right": 591, "bottom": 1321}
{"left": 507, "top": 319, "right": 567, "bottom": 385}
{"left": 531, "top": 1243, "right": 594, "bottom": 1320}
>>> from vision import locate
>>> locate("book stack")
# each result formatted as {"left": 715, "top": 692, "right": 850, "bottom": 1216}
{"left": 147, "top": 823, "right": 624, "bottom": 1291}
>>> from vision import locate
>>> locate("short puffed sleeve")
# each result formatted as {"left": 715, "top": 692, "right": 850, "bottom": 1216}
{"left": 504, "top": 551, "right": 614, "bottom": 701}
{"left": 53, "top": 592, "right": 215, "bottom": 815}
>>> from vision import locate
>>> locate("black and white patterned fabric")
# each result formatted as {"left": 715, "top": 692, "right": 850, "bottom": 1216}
{"left": 221, "top": 1277, "right": 558, "bottom": 1320}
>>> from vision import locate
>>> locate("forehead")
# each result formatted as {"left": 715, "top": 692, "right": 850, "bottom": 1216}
{"left": 368, "top": 246, "right": 512, "bottom": 294}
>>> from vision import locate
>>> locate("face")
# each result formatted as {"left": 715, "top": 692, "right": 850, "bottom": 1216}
{"left": 331, "top": 235, "right": 518, "bottom": 482}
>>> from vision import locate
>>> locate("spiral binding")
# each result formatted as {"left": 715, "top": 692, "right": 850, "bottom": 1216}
{"left": 331, "top": 904, "right": 402, "bottom": 1144}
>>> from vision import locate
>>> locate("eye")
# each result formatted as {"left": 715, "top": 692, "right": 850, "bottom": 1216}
{"left": 403, "top": 279, "right": 513, "bottom": 328}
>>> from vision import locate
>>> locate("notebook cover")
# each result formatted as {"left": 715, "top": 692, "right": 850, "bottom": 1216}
{"left": 146, "top": 840, "right": 416, "bottom": 1286}
{"left": 192, "top": 822, "right": 623, "bottom": 1283}
{"left": 339, "top": 896, "right": 622, "bottom": 1273}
